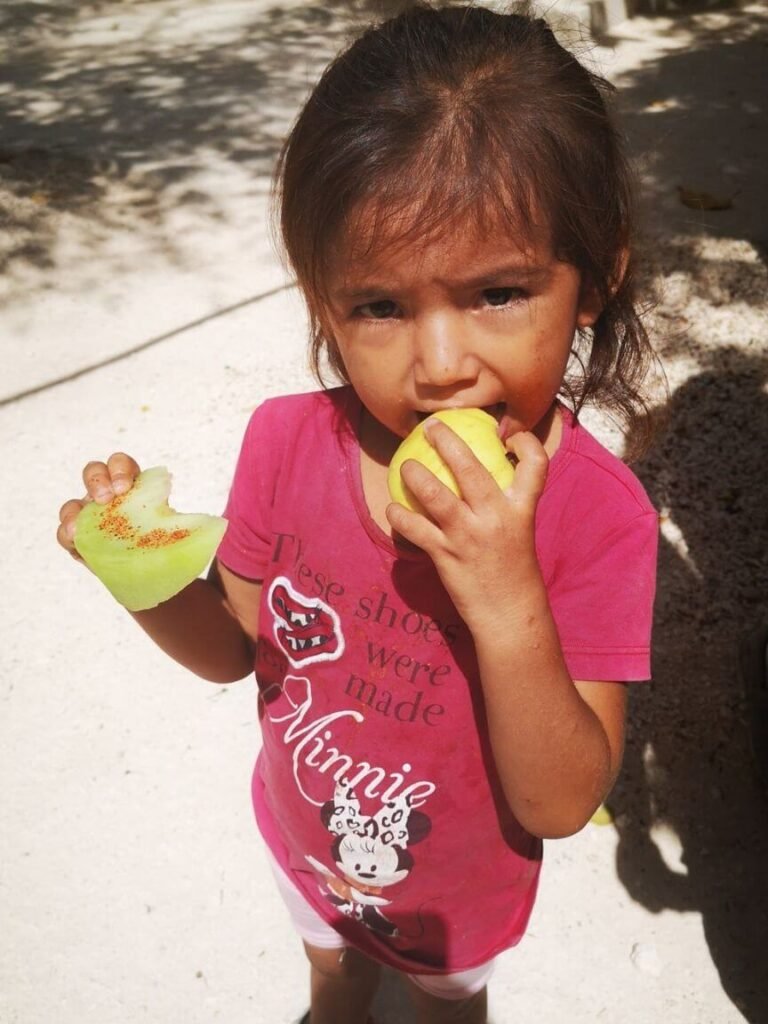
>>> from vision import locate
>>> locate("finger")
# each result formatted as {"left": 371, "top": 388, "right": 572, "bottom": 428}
{"left": 422, "top": 418, "right": 501, "bottom": 509}
{"left": 398, "top": 456, "right": 465, "bottom": 525}
{"left": 106, "top": 452, "right": 140, "bottom": 495}
{"left": 58, "top": 496, "right": 86, "bottom": 527}
{"left": 82, "top": 460, "right": 115, "bottom": 503}
{"left": 82, "top": 453, "right": 139, "bottom": 502}
{"left": 57, "top": 521, "right": 84, "bottom": 560}
{"left": 385, "top": 498, "right": 443, "bottom": 552}
{"left": 504, "top": 432, "right": 549, "bottom": 501}
{"left": 56, "top": 501, "right": 85, "bottom": 557}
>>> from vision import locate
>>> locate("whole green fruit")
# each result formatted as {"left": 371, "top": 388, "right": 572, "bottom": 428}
{"left": 387, "top": 408, "right": 515, "bottom": 513}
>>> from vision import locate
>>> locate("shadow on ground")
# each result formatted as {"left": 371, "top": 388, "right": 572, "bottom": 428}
{"left": 0, "top": 0, "right": 395, "bottom": 291}
{"left": 602, "top": 10, "right": 768, "bottom": 1022}
{"left": 1, "top": 2, "right": 766, "bottom": 291}
{"left": 607, "top": 5, "right": 767, "bottom": 248}
{"left": 612, "top": 336, "right": 768, "bottom": 1023}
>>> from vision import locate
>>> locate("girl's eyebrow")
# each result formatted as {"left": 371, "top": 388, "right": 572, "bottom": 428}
{"left": 332, "top": 283, "right": 393, "bottom": 302}
{"left": 333, "top": 263, "right": 551, "bottom": 301}
{"left": 453, "top": 263, "right": 551, "bottom": 288}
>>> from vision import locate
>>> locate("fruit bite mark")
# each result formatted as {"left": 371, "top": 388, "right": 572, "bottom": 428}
{"left": 135, "top": 528, "right": 192, "bottom": 549}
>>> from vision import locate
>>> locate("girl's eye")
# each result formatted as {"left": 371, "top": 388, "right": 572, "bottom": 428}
{"left": 356, "top": 299, "right": 399, "bottom": 320}
{"left": 481, "top": 287, "right": 526, "bottom": 307}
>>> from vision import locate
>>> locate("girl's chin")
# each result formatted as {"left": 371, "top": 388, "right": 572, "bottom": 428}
{"left": 359, "top": 408, "right": 406, "bottom": 458}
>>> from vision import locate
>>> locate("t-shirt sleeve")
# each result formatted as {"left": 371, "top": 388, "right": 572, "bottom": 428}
{"left": 216, "top": 401, "right": 282, "bottom": 581}
{"left": 549, "top": 510, "right": 659, "bottom": 682}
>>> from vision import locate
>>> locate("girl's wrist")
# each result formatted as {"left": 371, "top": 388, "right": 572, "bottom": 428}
{"left": 461, "top": 556, "right": 549, "bottom": 641}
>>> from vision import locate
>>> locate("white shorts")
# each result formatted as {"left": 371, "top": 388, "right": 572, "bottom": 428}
{"left": 267, "top": 851, "right": 494, "bottom": 1001}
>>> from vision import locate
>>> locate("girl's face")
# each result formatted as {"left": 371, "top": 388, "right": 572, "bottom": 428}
{"left": 324, "top": 214, "right": 601, "bottom": 458}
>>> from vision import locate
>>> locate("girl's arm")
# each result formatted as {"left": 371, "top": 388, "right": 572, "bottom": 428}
{"left": 58, "top": 454, "right": 261, "bottom": 685}
{"left": 470, "top": 577, "right": 627, "bottom": 838}
{"left": 386, "top": 422, "right": 628, "bottom": 839}
{"left": 130, "top": 562, "right": 261, "bottom": 684}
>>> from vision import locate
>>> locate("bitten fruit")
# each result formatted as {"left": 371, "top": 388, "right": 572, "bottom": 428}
{"left": 74, "top": 466, "right": 227, "bottom": 611}
{"left": 387, "top": 408, "right": 515, "bottom": 513}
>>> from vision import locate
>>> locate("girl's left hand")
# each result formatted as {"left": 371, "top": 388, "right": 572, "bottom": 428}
{"left": 385, "top": 418, "right": 548, "bottom": 631}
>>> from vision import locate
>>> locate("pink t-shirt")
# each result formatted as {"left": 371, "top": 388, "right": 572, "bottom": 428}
{"left": 217, "top": 386, "right": 658, "bottom": 974}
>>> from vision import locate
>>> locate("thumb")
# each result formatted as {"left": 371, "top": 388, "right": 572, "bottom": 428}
{"left": 503, "top": 431, "right": 549, "bottom": 502}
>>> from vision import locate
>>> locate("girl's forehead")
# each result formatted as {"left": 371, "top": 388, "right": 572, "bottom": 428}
{"left": 330, "top": 201, "right": 554, "bottom": 285}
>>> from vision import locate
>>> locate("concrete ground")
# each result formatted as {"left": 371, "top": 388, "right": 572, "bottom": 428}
{"left": 1, "top": 2, "right": 766, "bottom": 1022}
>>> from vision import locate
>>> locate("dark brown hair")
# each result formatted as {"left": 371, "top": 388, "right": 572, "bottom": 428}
{"left": 274, "top": 2, "right": 656, "bottom": 454}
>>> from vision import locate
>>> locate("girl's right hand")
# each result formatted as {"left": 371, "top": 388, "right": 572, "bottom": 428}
{"left": 57, "top": 452, "right": 141, "bottom": 561}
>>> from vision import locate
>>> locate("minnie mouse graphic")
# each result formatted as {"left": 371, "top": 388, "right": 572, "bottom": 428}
{"left": 305, "top": 779, "right": 432, "bottom": 937}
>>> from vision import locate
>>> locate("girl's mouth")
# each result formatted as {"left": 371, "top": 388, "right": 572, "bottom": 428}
{"left": 483, "top": 402, "right": 507, "bottom": 423}
{"left": 415, "top": 401, "right": 507, "bottom": 423}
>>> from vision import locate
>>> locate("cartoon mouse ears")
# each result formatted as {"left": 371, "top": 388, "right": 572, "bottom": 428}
{"left": 322, "top": 779, "right": 431, "bottom": 849}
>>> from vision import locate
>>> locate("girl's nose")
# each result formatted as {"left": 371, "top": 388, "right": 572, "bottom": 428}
{"left": 413, "top": 314, "right": 479, "bottom": 389}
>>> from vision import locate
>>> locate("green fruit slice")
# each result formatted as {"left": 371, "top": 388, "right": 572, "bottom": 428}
{"left": 387, "top": 408, "right": 515, "bottom": 513}
{"left": 74, "top": 467, "right": 228, "bottom": 611}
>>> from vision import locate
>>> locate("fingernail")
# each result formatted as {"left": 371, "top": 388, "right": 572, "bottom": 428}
{"left": 95, "top": 488, "right": 113, "bottom": 502}
{"left": 112, "top": 478, "right": 130, "bottom": 495}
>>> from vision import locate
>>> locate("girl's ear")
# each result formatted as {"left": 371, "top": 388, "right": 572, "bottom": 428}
{"left": 576, "top": 247, "right": 630, "bottom": 328}
{"left": 576, "top": 279, "right": 603, "bottom": 329}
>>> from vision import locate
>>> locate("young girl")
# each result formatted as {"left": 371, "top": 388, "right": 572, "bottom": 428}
{"left": 57, "top": 4, "right": 658, "bottom": 1022}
